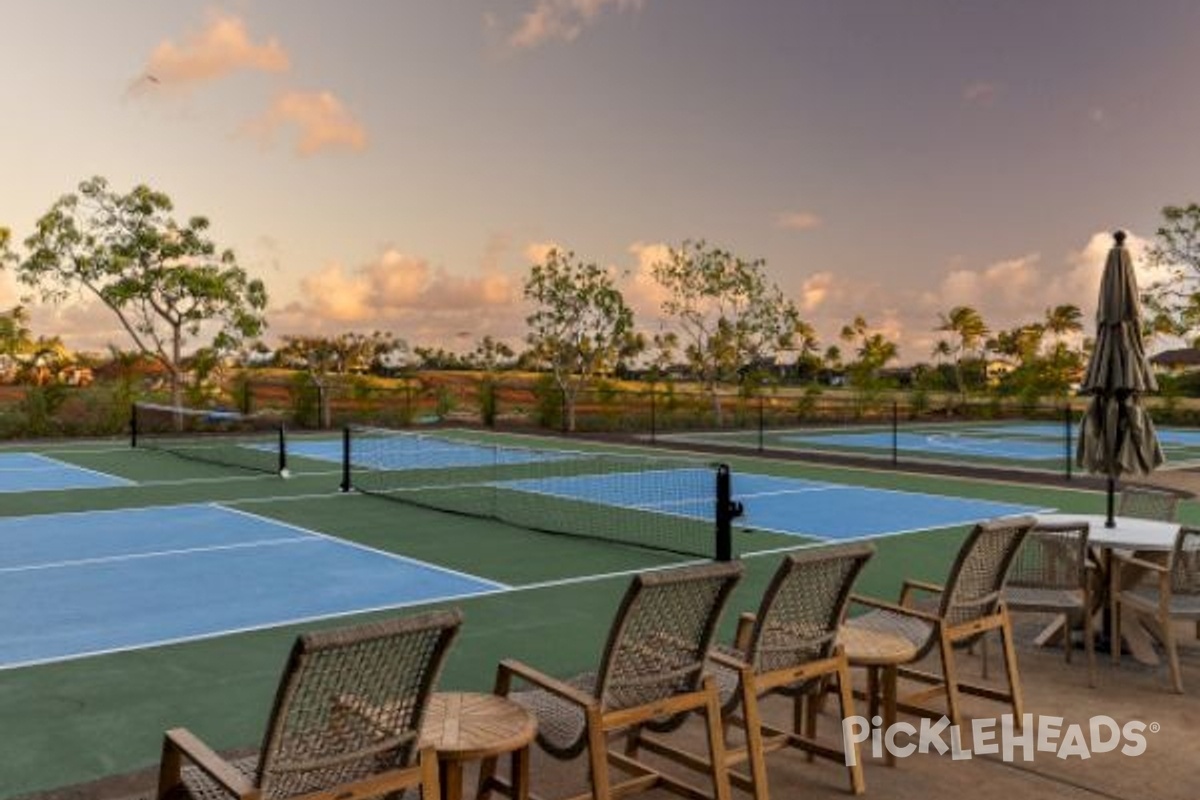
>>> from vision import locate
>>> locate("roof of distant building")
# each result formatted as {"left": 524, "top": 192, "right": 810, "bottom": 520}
{"left": 1150, "top": 348, "right": 1200, "bottom": 366}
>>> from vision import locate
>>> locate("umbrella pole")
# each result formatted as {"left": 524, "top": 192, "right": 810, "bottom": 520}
{"left": 1107, "top": 475, "right": 1116, "bottom": 528}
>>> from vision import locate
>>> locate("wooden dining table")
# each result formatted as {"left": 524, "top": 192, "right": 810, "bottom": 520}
{"left": 1034, "top": 513, "right": 1180, "bottom": 664}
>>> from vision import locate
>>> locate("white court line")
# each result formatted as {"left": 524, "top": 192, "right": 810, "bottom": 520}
{"left": 137, "top": 469, "right": 342, "bottom": 487}
{"left": 1, "top": 536, "right": 316, "bottom": 574}
{"left": 214, "top": 504, "right": 510, "bottom": 591}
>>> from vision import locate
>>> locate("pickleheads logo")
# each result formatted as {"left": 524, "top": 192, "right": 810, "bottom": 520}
{"left": 841, "top": 714, "right": 1156, "bottom": 765}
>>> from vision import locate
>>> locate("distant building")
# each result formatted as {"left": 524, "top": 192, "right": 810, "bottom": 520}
{"left": 1150, "top": 348, "right": 1200, "bottom": 374}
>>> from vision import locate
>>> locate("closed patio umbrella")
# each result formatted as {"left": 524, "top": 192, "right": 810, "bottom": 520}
{"left": 1076, "top": 230, "right": 1164, "bottom": 527}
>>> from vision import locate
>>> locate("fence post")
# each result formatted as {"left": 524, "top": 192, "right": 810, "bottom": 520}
{"left": 892, "top": 399, "right": 899, "bottom": 466}
{"left": 340, "top": 426, "right": 351, "bottom": 492}
{"left": 1064, "top": 403, "right": 1073, "bottom": 480}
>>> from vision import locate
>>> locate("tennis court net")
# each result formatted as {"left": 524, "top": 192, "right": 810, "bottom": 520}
{"left": 341, "top": 426, "right": 733, "bottom": 559}
{"left": 131, "top": 402, "right": 288, "bottom": 476}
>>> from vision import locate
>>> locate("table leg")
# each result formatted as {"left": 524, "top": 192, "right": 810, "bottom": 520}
{"left": 440, "top": 760, "right": 463, "bottom": 800}
{"left": 511, "top": 746, "right": 530, "bottom": 800}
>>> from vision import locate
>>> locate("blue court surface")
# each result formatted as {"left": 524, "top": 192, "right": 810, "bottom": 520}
{"left": 0, "top": 452, "right": 131, "bottom": 492}
{"left": 960, "top": 422, "right": 1200, "bottom": 449}
{"left": 783, "top": 431, "right": 1066, "bottom": 460}
{"left": 0, "top": 504, "right": 501, "bottom": 669}
{"left": 499, "top": 470, "right": 1044, "bottom": 542}
{"left": 288, "top": 437, "right": 575, "bottom": 470}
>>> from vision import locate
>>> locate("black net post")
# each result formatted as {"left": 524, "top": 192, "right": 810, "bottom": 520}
{"left": 278, "top": 425, "right": 288, "bottom": 475}
{"left": 130, "top": 403, "right": 138, "bottom": 448}
{"left": 340, "top": 426, "right": 352, "bottom": 492}
{"left": 715, "top": 464, "right": 740, "bottom": 562}
{"left": 892, "top": 400, "right": 899, "bottom": 466}
{"left": 1064, "top": 404, "right": 1073, "bottom": 480}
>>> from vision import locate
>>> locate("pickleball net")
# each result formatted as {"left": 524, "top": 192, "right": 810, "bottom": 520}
{"left": 131, "top": 402, "right": 288, "bottom": 476}
{"left": 340, "top": 426, "right": 734, "bottom": 559}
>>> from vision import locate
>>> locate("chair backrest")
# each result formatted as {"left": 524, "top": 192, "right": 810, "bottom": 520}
{"left": 1170, "top": 527, "right": 1200, "bottom": 597}
{"left": 1119, "top": 487, "right": 1179, "bottom": 522}
{"left": 940, "top": 516, "right": 1035, "bottom": 629}
{"left": 596, "top": 561, "right": 742, "bottom": 712}
{"left": 1007, "top": 521, "right": 1090, "bottom": 591}
{"left": 746, "top": 543, "right": 874, "bottom": 675}
{"left": 256, "top": 609, "right": 462, "bottom": 799}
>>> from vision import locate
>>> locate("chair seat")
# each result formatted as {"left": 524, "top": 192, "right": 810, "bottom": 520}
{"left": 167, "top": 757, "right": 258, "bottom": 800}
{"left": 511, "top": 672, "right": 597, "bottom": 758}
{"left": 1005, "top": 585, "right": 1086, "bottom": 611}
{"left": 838, "top": 611, "right": 930, "bottom": 666}
{"left": 1120, "top": 588, "right": 1200, "bottom": 618}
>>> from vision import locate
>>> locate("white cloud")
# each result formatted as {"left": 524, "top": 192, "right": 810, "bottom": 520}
{"left": 134, "top": 10, "right": 289, "bottom": 92}
{"left": 501, "top": 0, "right": 646, "bottom": 50}
{"left": 775, "top": 211, "right": 823, "bottom": 231}
{"left": 963, "top": 81, "right": 1000, "bottom": 106}
{"left": 245, "top": 90, "right": 368, "bottom": 156}
{"left": 522, "top": 241, "right": 561, "bottom": 265}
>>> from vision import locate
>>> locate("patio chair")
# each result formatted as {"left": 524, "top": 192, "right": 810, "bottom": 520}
{"left": 1111, "top": 526, "right": 1200, "bottom": 693}
{"left": 1119, "top": 486, "right": 1179, "bottom": 522}
{"left": 636, "top": 543, "right": 873, "bottom": 799}
{"left": 485, "top": 561, "right": 743, "bottom": 800}
{"left": 157, "top": 609, "right": 462, "bottom": 800}
{"left": 838, "top": 516, "right": 1035, "bottom": 761}
{"left": 1003, "top": 521, "right": 1099, "bottom": 686}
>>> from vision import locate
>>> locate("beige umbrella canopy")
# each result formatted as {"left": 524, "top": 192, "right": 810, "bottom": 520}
{"left": 1076, "top": 230, "right": 1165, "bottom": 526}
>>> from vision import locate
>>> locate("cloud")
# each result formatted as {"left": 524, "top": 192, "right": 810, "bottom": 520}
{"left": 799, "top": 271, "right": 834, "bottom": 312}
{"left": 775, "top": 210, "right": 823, "bottom": 231}
{"left": 522, "top": 241, "right": 561, "bottom": 264}
{"left": 245, "top": 90, "right": 368, "bottom": 156}
{"left": 283, "top": 247, "right": 523, "bottom": 328}
{"left": 500, "top": 0, "right": 646, "bottom": 50}
{"left": 134, "top": 10, "right": 289, "bottom": 92}
{"left": 963, "top": 81, "right": 1000, "bottom": 106}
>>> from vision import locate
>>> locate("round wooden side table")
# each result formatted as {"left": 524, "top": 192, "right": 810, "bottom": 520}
{"left": 422, "top": 692, "right": 537, "bottom": 800}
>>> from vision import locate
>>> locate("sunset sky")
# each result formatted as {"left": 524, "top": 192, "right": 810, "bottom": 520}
{"left": 2, "top": 0, "right": 1200, "bottom": 360}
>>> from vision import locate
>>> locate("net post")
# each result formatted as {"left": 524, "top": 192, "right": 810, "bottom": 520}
{"left": 1064, "top": 403, "right": 1072, "bottom": 480}
{"left": 340, "top": 426, "right": 352, "bottom": 492}
{"left": 715, "top": 464, "right": 738, "bottom": 562}
{"left": 278, "top": 425, "right": 288, "bottom": 475}
{"left": 130, "top": 403, "right": 138, "bottom": 449}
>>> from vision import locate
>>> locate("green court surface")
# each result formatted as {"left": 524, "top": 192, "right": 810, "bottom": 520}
{"left": 0, "top": 430, "right": 1186, "bottom": 798}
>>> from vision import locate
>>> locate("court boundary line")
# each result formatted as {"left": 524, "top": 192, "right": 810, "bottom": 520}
{"left": 214, "top": 503, "right": 510, "bottom": 591}
{"left": 1, "top": 536, "right": 317, "bottom": 574}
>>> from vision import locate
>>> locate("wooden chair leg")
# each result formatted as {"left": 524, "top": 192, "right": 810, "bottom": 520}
{"left": 866, "top": 667, "right": 880, "bottom": 721}
{"left": 1063, "top": 612, "right": 1073, "bottom": 664}
{"left": 936, "top": 631, "right": 964, "bottom": 732}
{"left": 1000, "top": 610, "right": 1024, "bottom": 721}
{"left": 476, "top": 755, "right": 498, "bottom": 800}
{"left": 740, "top": 677, "right": 770, "bottom": 800}
{"left": 1162, "top": 614, "right": 1185, "bottom": 694}
{"left": 1111, "top": 576, "right": 1123, "bottom": 666}
{"left": 585, "top": 708, "right": 612, "bottom": 800}
{"left": 882, "top": 665, "right": 898, "bottom": 768}
{"left": 702, "top": 677, "right": 733, "bottom": 800}
{"left": 803, "top": 691, "right": 819, "bottom": 763}
{"left": 836, "top": 663, "right": 866, "bottom": 795}
{"left": 421, "top": 746, "right": 442, "bottom": 800}
{"left": 1082, "top": 603, "right": 1097, "bottom": 689}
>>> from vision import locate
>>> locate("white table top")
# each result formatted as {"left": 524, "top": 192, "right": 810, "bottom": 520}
{"left": 1035, "top": 513, "right": 1180, "bottom": 551}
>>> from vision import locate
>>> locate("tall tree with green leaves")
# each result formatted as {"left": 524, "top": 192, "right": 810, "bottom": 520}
{"left": 524, "top": 248, "right": 634, "bottom": 432}
{"left": 651, "top": 240, "right": 801, "bottom": 420}
{"left": 1146, "top": 204, "right": 1200, "bottom": 343}
{"left": 936, "top": 305, "right": 989, "bottom": 396}
{"left": 13, "top": 177, "right": 268, "bottom": 408}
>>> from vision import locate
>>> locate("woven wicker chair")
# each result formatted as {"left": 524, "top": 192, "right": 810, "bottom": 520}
{"left": 1004, "top": 521, "right": 1099, "bottom": 687}
{"left": 485, "top": 561, "right": 743, "bottom": 800}
{"left": 157, "top": 609, "right": 462, "bottom": 800}
{"left": 1118, "top": 487, "right": 1179, "bottom": 522}
{"left": 838, "top": 516, "right": 1034, "bottom": 763}
{"left": 1111, "top": 527, "right": 1200, "bottom": 693}
{"left": 636, "top": 544, "right": 873, "bottom": 799}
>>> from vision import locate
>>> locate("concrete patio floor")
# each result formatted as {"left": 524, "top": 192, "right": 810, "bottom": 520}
{"left": 16, "top": 615, "right": 1198, "bottom": 800}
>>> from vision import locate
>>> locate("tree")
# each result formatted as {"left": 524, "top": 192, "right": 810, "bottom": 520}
{"left": 0, "top": 226, "right": 15, "bottom": 271}
{"left": 936, "top": 306, "right": 989, "bottom": 396}
{"left": 469, "top": 335, "right": 516, "bottom": 372}
{"left": 14, "top": 177, "right": 267, "bottom": 408}
{"left": 524, "top": 248, "right": 634, "bottom": 432}
{"left": 651, "top": 240, "right": 801, "bottom": 420}
{"left": 0, "top": 305, "right": 33, "bottom": 357}
{"left": 840, "top": 316, "right": 898, "bottom": 385}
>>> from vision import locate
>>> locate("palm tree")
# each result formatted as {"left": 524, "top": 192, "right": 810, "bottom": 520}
{"left": 936, "top": 306, "right": 989, "bottom": 396}
{"left": 1044, "top": 304, "right": 1083, "bottom": 349}
{"left": 0, "top": 305, "right": 33, "bottom": 356}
